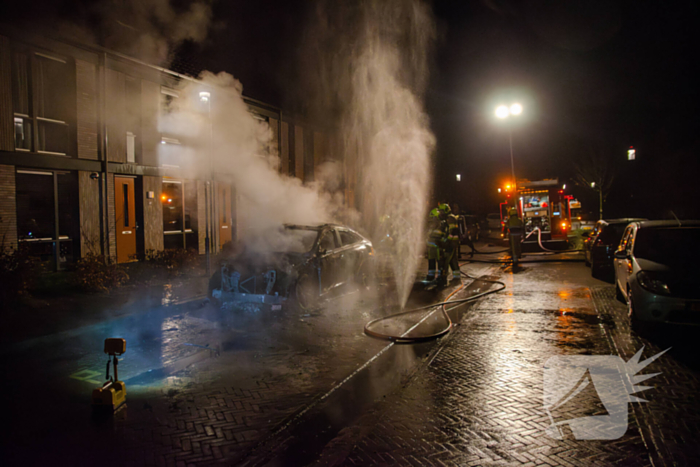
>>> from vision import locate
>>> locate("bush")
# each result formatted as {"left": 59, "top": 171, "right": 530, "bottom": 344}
{"left": 0, "top": 243, "right": 38, "bottom": 307}
{"left": 142, "top": 249, "right": 200, "bottom": 275}
{"left": 73, "top": 254, "right": 129, "bottom": 292}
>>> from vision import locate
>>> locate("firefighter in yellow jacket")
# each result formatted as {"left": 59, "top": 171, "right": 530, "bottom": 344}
{"left": 426, "top": 208, "right": 443, "bottom": 281}
{"left": 437, "top": 203, "right": 461, "bottom": 285}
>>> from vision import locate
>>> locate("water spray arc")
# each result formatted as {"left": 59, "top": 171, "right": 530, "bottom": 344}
{"left": 304, "top": 0, "right": 436, "bottom": 308}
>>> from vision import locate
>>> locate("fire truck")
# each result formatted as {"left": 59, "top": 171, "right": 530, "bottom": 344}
{"left": 500, "top": 178, "right": 572, "bottom": 247}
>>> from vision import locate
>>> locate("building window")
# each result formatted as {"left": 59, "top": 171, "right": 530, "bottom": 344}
{"left": 162, "top": 179, "right": 198, "bottom": 250}
{"left": 12, "top": 50, "right": 32, "bottom": 151}
{"left": 184, "top": 180, "right": 198, "bottom": 249}
{"left": 16, "top": 170, "right": 79, "bottom": 269}
{"left": 11, "top": 47, "right": 74, "bottom": 156}
{"left": 159, "top": 87, "right": 182, "bottom": 168}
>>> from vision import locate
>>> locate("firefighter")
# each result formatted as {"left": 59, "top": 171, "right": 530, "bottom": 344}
{"left": 507, "top": 207, "right": 524, "bottom": 262}
{"left": 437, "top": 203, "right": 461, "bottom": 285}
{"left": 426, "top": 208, "right": 443, "bottom": 281}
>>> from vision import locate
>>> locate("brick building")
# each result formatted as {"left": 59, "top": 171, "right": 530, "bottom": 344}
{"left": 0, "top": 28, "right": 352, "bottom": 270}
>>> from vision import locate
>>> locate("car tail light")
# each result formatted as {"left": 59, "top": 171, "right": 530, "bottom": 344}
{"left": 594, "top": 236, "right": 610, "bottom": 246}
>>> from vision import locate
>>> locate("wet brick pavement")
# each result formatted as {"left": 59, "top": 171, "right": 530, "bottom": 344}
{"left": 5, "top": 258, "right": 700, "bottom": 466}
{"left": 305, "top": 265, "right": 700, "bottom": 466}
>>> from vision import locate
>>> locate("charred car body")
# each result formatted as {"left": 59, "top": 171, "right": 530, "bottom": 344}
{"left": 208, "top": 224, "right": 375, "bottom": 311}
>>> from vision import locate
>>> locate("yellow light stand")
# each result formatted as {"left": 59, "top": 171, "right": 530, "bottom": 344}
{"left": 92, "top": 338, "right": 127, "bottom": 412}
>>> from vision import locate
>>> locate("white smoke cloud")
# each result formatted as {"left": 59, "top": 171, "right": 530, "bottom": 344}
{"left": 158, "top": 71, "right": 345, "bottom": 252}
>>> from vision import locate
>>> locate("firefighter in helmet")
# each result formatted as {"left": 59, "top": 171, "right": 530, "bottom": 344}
{"left": 437, "top": 203, "right": 461, "bottom": 285}
{"left": 507, "top": 206, "right": 524, "bottom": 261}
{"left": 426, "top": 207, "right": 443, "bottom": 281}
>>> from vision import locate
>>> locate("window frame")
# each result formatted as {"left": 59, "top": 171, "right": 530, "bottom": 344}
{"left": 15, "top": 168, "right": 78, "bottom": 271}
{"left": 162, "top": 178, "right": 195, "bottom": 250}
{"left": 11, "top": 43, "right": 75, "bottom": 157}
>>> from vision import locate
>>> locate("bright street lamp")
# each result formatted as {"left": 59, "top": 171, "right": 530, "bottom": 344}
{"left": 495, "top": 102, "right": 523, "bottom": 205}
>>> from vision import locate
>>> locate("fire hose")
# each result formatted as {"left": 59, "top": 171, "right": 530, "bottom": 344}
{"left": 364, "top": 266, "right": 506, "bottom": 343}
{"left": 525, "top": 226, "right": 582, "bottom": 253}
{"left": 456, "top": 226, "right": 585, "bottom": 264}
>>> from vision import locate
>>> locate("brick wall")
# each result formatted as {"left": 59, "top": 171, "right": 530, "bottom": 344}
{"left": 0, "top": 164, "right": 17, "bottom": 250}
{"left": 106, "top": 174, "right": 116, "bottom": 260}
{"left": 75, "top": 60, "right": 99, "bottom": 160}
{"left": 78, "top": 171, "right": 100, "bottom": 256}
{"left": 141, "top": 80, "right": 160, "bottom": 167}
{"left": 269, "top": 117, "right": 280, "bottom": 161}
{"left": 105, "top": 69, "right": 126, "bottom": 163}
{"left": 314, "top": 132, "right": 326, "bottom": 180}
{"left": 280, "top": 121, "right": 290, "bottom": 176}
{"left": 143, "top": 175, "right": 164, "bottom": 252}
{"left": 294, "top": 125, "right": 304, "bottom": 182}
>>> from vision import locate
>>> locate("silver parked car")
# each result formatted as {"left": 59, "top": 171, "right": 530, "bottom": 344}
{"left": 613, "top": 220, "right": 700, "bottom": 334}
{"left": 486, "top": 212, "right": 502, "bottom": 230}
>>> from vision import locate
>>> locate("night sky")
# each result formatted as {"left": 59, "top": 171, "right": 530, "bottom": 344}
{"left": 3, "top": 0, "right": 699, "bottom": 219}
{"left": 173, "top": 0, "right": 700, "bottom": 220}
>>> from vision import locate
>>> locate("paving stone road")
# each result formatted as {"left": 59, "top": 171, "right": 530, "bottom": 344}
{"left": 4, "top": 257, "right": 699, "bottom": 467}
{"left": 301, "top": 263, "right": 700, "bottom": 467}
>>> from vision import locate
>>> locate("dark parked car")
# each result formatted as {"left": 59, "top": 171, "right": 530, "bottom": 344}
{"left": 613, "top": 220, "right": 700, "bottom": 333}
{"left": 209, "top": 223, "right": 375, "bottom": 311}
{"left": 584, "top": 218, "right": 646, "bottom": 279}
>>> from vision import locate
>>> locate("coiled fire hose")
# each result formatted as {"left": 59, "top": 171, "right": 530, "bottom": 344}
{"left": 364, "top": 266, "right": 506, "bottom": 343}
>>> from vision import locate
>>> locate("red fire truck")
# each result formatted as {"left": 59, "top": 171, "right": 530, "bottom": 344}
{"left": 500, "top": 178, "right": 572, "bottom": 246}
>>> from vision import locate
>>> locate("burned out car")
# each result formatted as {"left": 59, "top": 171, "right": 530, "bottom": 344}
{"left": 208, "top": 224, "right": 375, "bottom": 311}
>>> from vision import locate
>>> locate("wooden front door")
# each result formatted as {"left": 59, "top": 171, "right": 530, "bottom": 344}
{"left": 115, "top": 176, "right": 137, "bottom": 263}
{"left": 218, "top": 184, "right": 232, "bottom": 248}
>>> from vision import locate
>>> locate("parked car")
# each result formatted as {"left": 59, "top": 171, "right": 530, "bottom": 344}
{"left": 486, "top": 213, "right": 502, "bottom": 230}
{"left": 209, "top": 223, "right": 375, "bottom": 311}
{"left": 613, "top": 220, "right": 700, "bottom": 333}
{"left": 458, "top": 214, "right": 481, "bottom": 243}
{"left": 584, "top": 218, "right": 646, "bottom": 278}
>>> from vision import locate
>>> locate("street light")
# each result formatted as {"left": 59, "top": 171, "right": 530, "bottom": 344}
{"left": 495, "top": 103, "right": 523, "bottom": 205}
